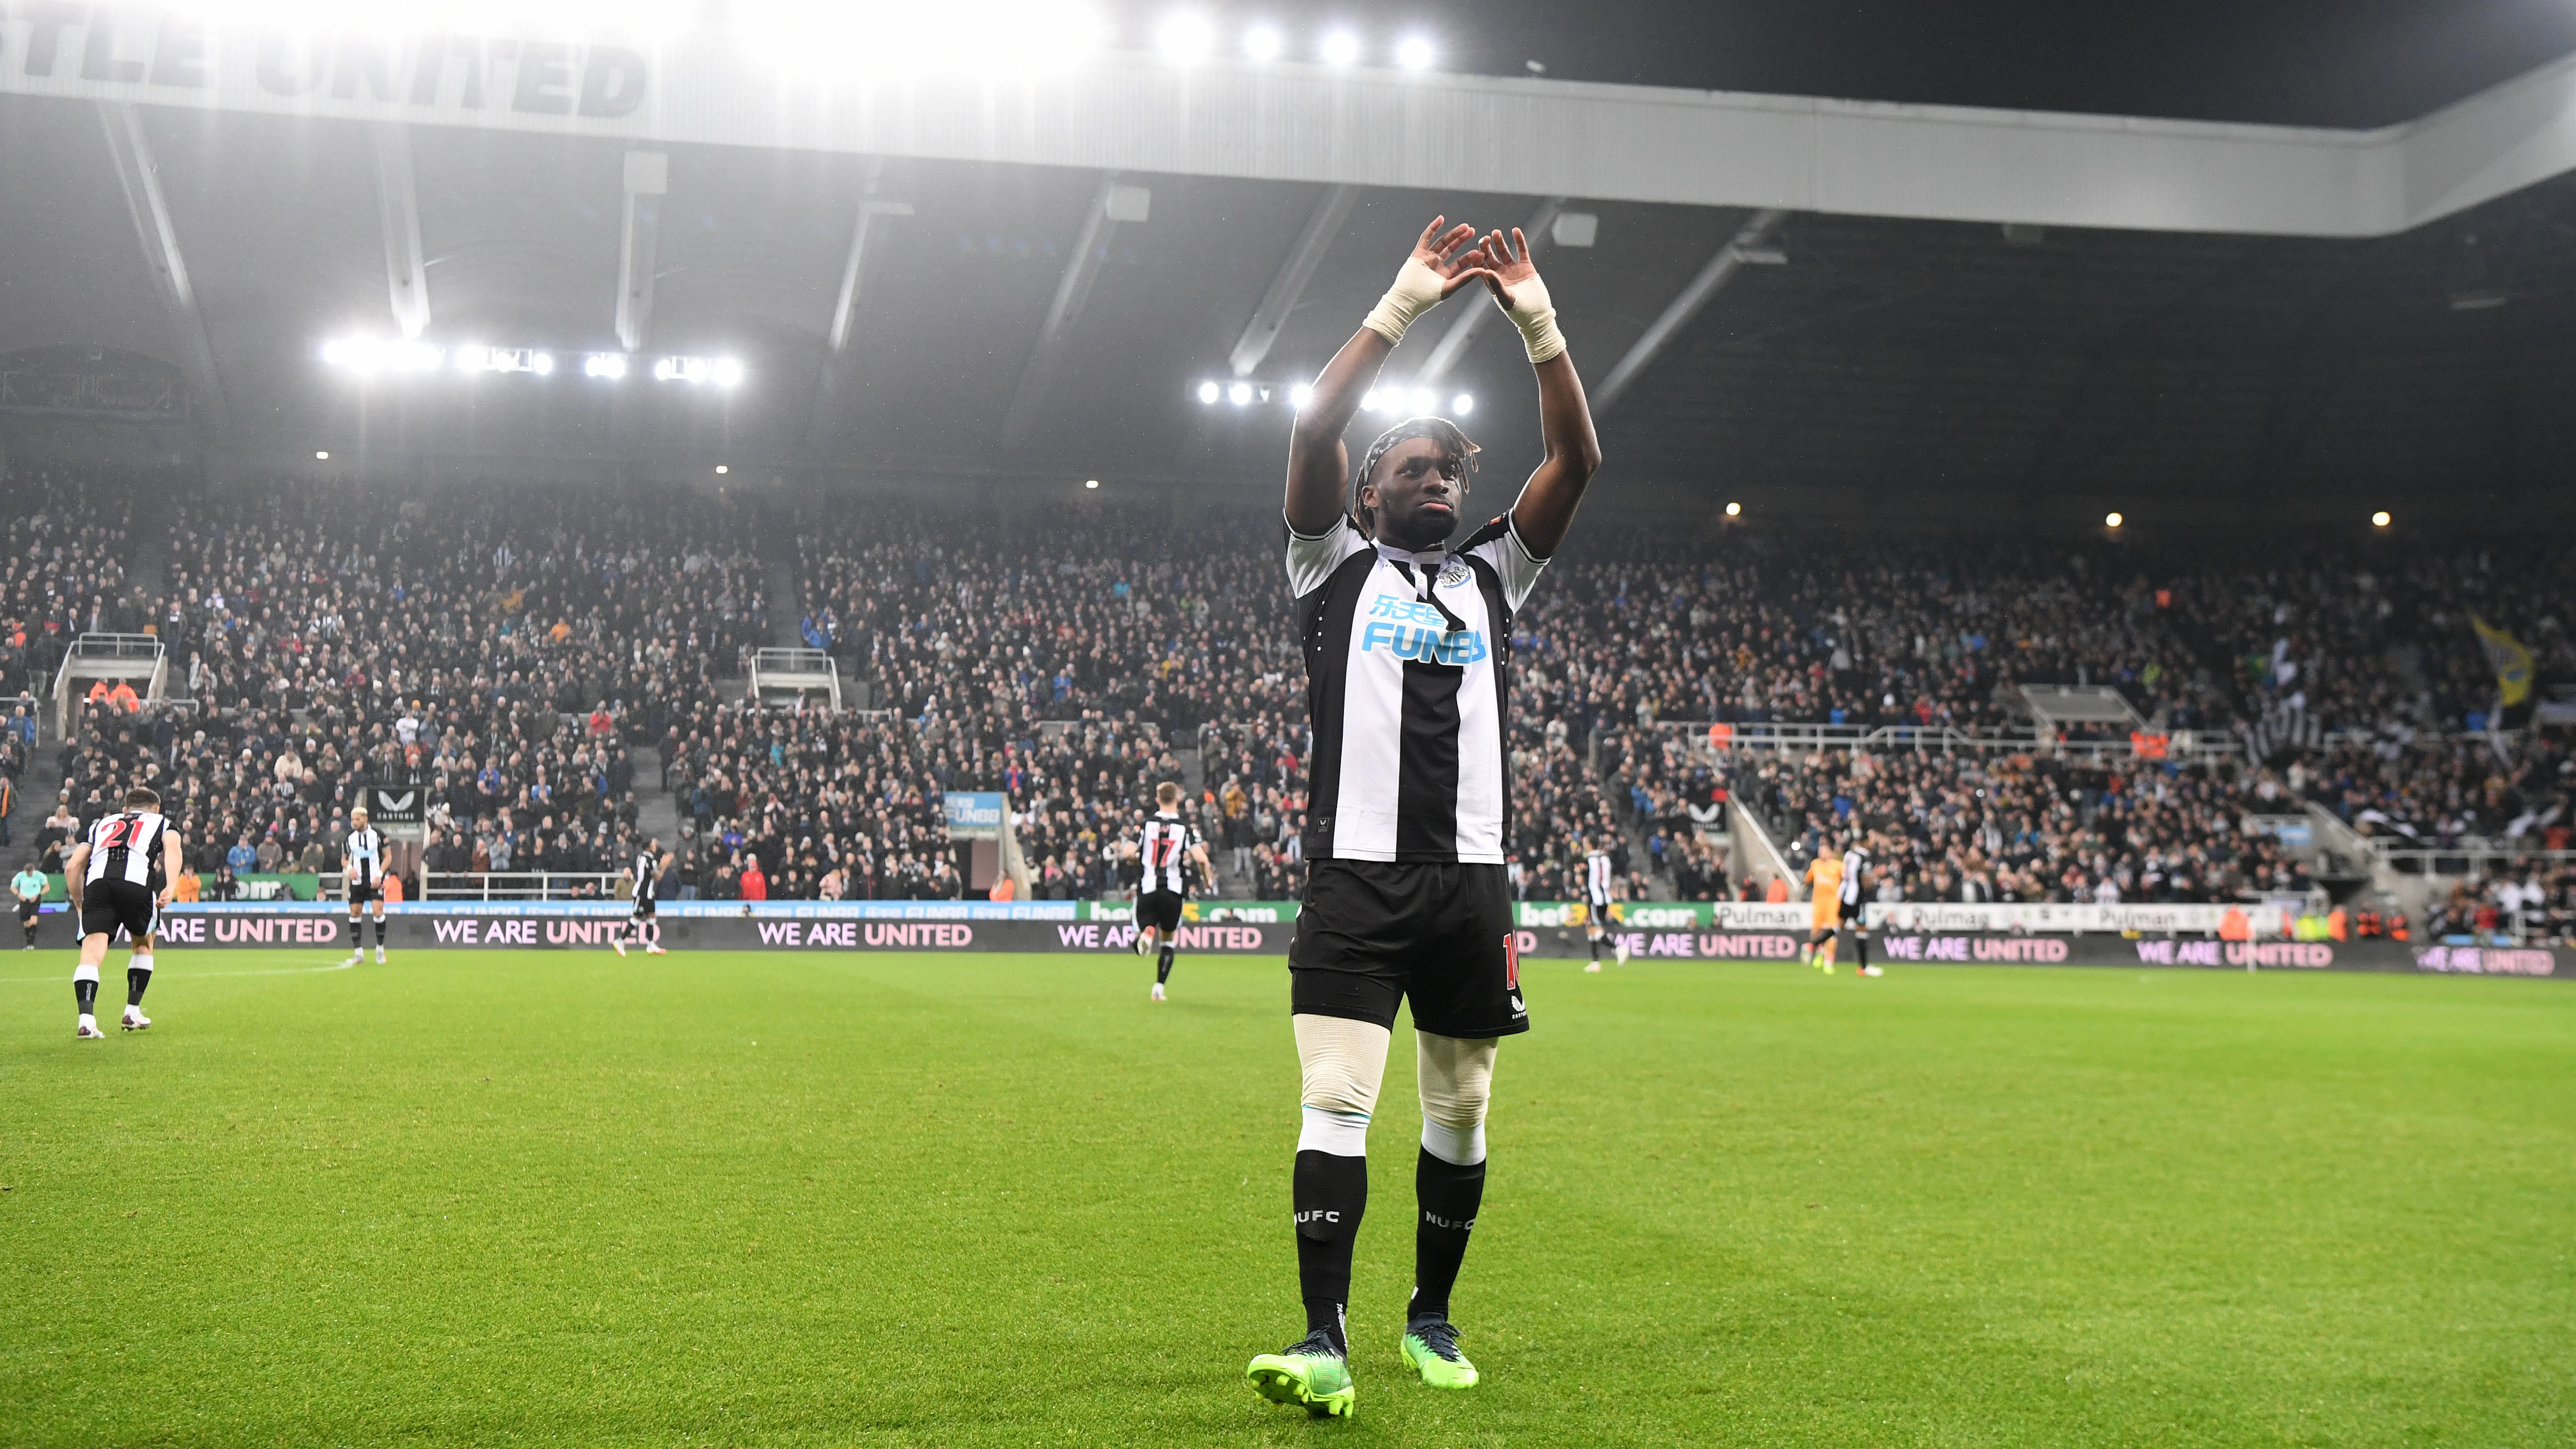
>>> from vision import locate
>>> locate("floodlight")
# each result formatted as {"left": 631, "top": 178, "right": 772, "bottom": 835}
{"left": 1157, "top": 11, "right": 1214, "bottom": 63}
{"left": 455, "top": 346, "right": 493, "bottom": 373}
{"left": 1725, "top": 501, "right": 1743, "bottom": 517}
{"left": 1228, "top": 382, "right": 1254, "bottom": 405}
{"left": 1410, "top": 388, "right": 1435, "bottom": 414}
{"left": 1360, "top": 389, "right": 1381, "bottom": 412}
{"left": 532, "top": 352, "right": 555, "bottom": 376}
{"left": 1319, "top": 30, "right": 1360, "bottom": 66}
{"left": 2372, "top": 510, "right": 2392, "bottom": 527}
{"left": 316, "top": 450, "right": 329, "bottom": 460}
{"left": 1395, "top": 36, "right": 1434, "bottom": 71}
{"left": 1244, "top": 24, "right": 1282, "bottom": 61}
{"left": 584, "top": 353, "right": 628, "bottom": 379}
{"left": 1289, "top": 383, "right": 1315, "bottom": 408}
{"left": 712, "top": 357, "right": 746, "bottom": 387}
{"left": 2104, "top": 511, "right": 2124, "bottom": 528}
{"left": 716, "top": 464, "right": 729, "bottom": 475}
{"left": 653, "top": 358, "right": 677, "bottom": 382}
{"left": 1197, "top": 381, "right": 1222, "bottom": 404}
{"left": 1450, "top": 392, "right": 1473, "bottom": 415}
{"left": 735, "top": 0, "right": 1108, "bottom": 77}
{"left": 1085, "top": 478, "right": 1101, "bottom": 489}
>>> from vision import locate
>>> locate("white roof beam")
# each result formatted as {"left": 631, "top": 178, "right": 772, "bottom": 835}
{"left": 614, "top": 149, "right": 666, "bottom": 353}
{"left": 1229, "top": 184, "right": 1356, "bottom": 378}
{"left": 1001, "top": 176, "right": 1148, "bottom": 449}
{"left": 371, "top": 124, "right": 431, "bottom": 339}
{"left": 827, "top": 158, "right": 914, "bottom": 354}
{"left": 94, "top": 101, "right": 225, "bottom": 429}
{"left": 23, "top": 35, "right": 2576, "bottom": 236}
{"left": 1595, "top": 209, "right": 1789, "bottom": 415}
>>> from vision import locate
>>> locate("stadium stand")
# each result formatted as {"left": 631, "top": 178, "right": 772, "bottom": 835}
{"left": 7, "top": 462, "right": 2571, "bottom": 934}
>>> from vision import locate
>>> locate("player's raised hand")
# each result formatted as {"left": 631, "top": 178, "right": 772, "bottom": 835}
{"left": 1412, "top": 216, "right": 1496, "bottom": 298}
{"left": 1474, "top": 228, "right": 1544, "bottom": 311}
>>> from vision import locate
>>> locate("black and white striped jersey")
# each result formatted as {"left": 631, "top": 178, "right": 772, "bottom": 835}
{"left": 345, "top": 827, "right": 385, "bottom": 887}
{"left": 631, "top": 848, "right": 659, "bottom": 901}
{"left": 1287, "top": 513, "right": 1548, "bottom": 864}
{"left": 1585, "top": 851, "right": 1614, "bottom": 906}
{"left": 1840, "top": 846, "right": 1870, "bottom": 906}
{"left": 83, "top": 810, "right": 168, "bottom": 887}
{"left": 1136, "top": 813, "right": 1199, "bottom": 896}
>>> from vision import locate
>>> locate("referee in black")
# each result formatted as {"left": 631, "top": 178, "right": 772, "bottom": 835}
{"left": 1245, "top": 218, "right": 1600, "bottom": 1416}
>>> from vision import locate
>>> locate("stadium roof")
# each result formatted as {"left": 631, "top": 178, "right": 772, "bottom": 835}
{"left": 4, "top": 4, "right": 2576, "bottom": 527}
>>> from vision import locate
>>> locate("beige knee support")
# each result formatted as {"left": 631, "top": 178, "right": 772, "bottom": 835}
{"left": 1417, "top": 1032, "right": 1498, "bottom": 1165}
{"left": 1293, "top": 1013, "right": 1392, "bottom": 1156}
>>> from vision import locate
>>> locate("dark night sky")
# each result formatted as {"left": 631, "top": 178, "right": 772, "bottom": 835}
{"left": 1107, "top": 0, "right": 2576, "bottom": 128}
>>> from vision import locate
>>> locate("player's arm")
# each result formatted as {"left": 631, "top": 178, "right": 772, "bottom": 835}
{"left": 160, "top": 831, "right": 184, "bottom": 908}
{"left": 1470, "top": 229, "right": 1604, "bottom": 557}
{"left": 1285, "top": 217, "right": 1494, "bottom": 535}
{"left": 63, "top": 842, "right": 87, "bottom": 912}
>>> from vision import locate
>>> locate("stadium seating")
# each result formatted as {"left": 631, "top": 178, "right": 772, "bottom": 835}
{"left": 6, "top": 466, "right": 2570, "bottom": 933}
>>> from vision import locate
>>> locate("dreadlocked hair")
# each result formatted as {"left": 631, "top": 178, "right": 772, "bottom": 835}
{"left": 1349, "top": 416, "right": 1480, "bottom": 538}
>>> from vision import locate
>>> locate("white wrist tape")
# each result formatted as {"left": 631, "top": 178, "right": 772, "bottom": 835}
{"left": 1502, "top": 272, "right": 1566, "bottom": 364}
{"left": 1360, "top": 256, "right": 1449, "bottom": 345}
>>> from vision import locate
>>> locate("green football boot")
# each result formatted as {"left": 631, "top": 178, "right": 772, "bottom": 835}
{"left": 1400, "top": 1317, "right": 1480, "bottom": 1389}
{"left": 1247, "top": 1331, "right": 1357, "bottom": 1418}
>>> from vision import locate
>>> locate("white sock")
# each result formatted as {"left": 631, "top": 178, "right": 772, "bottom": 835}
{"left": 1297, "top": 1106, "right": 1372, "bottom": 1156}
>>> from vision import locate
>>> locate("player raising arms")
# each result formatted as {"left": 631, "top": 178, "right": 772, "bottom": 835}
{"left": 342, "top": 805, "right": 389, "bottom": 967}
{"left": 613, "top": 838, "right": 668, "bottom": 957}
{"left": 1124, "top": 782, "right": 1209, "bottom": 1001}
{"left": 1246, "top": 218, "right": 1599, "bottom": 1418}
{"left": 62, "top": 787, "right": 184, "bottom": 1037}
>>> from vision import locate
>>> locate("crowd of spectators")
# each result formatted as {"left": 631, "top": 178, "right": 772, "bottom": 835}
{"left": 12, "top": 463, "right": 2576, "bottom": 919}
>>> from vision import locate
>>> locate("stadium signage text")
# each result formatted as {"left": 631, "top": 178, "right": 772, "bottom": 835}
{"left": 2, "top": 9, "right": 652, "bottom": 118}
{"left": 62, "top": 909, "right": 2573, "bottom": 980}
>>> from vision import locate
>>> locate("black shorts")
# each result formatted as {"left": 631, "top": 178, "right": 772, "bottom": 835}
{"left": 1289, "top": 861, "right": 1528, "bottom": 1039}
{"left": 80, "top": 879, "right": 156, "bottom": 942}
{"left": 347, "top": 881, "right": 381, "bottom": 906}
{"left": 17, "top": 900, "right": 38, "bottom": 923}
{"left": 632, "top": 894, "right": 657, "bottom": 919}
{"left": 1838, "top": 898, "right": 1864, "bottom": 926}
{"left": 1136, "top": 889, "right": 1183, "bottom": 934}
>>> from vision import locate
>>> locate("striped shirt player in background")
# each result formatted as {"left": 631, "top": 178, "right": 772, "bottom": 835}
{"left": 1840, "top": 839, "right": 1881, "bottom": 977}
{"left": 1246, "top": 219, "right": 1600, "bottom": 1417}
{"left": 1122, "top": 782, "right": 1210, "bottom": 1002}
{"left": 1581, "top": 841, "right": 1627, "bottom": 972}
{"left": 613, "top": 839, "right": 668, "bottom": 957}
{"left": 62, "top": 786, "right": 185, "bottom": 1038}
{"left": 342, "top": 806, "right": 389, "bottom": 966}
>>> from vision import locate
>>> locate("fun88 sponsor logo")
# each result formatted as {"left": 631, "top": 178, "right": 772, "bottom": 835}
{"left": 1361, "top": 598, "right": 1487, "bottom": 665}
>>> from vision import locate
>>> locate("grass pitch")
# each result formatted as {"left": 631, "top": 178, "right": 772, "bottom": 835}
{"left": 1, "top": 949, "right": 2569, "bottom": 1447}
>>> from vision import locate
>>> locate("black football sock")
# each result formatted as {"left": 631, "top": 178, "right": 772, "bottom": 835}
{"left": 127, "top": 966, "right": 152, "bottom": 1007}
{"left": 1294, "top": 1149, "right": 1367, "bottom": 1356}
{"left": 1156, "top": 942, "right": 1175, "bottom": 985}
{"left": 374, "top": 917, "right": 388, "bottom": 946}
{"left": 1410, "top": 1147, "right": 1487, "bottom": 1324}
{"left": 1856, "top": 935, "right": 1870, "bottom": 968}
{"left": 75, "top": 977, "right": 98, "bottom": 1015}
{"left": 348, "top": 911, "right": 361, "bottom": 947}
{"left": 1588, "top": 932, "right": 1601, "bottom": 962}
